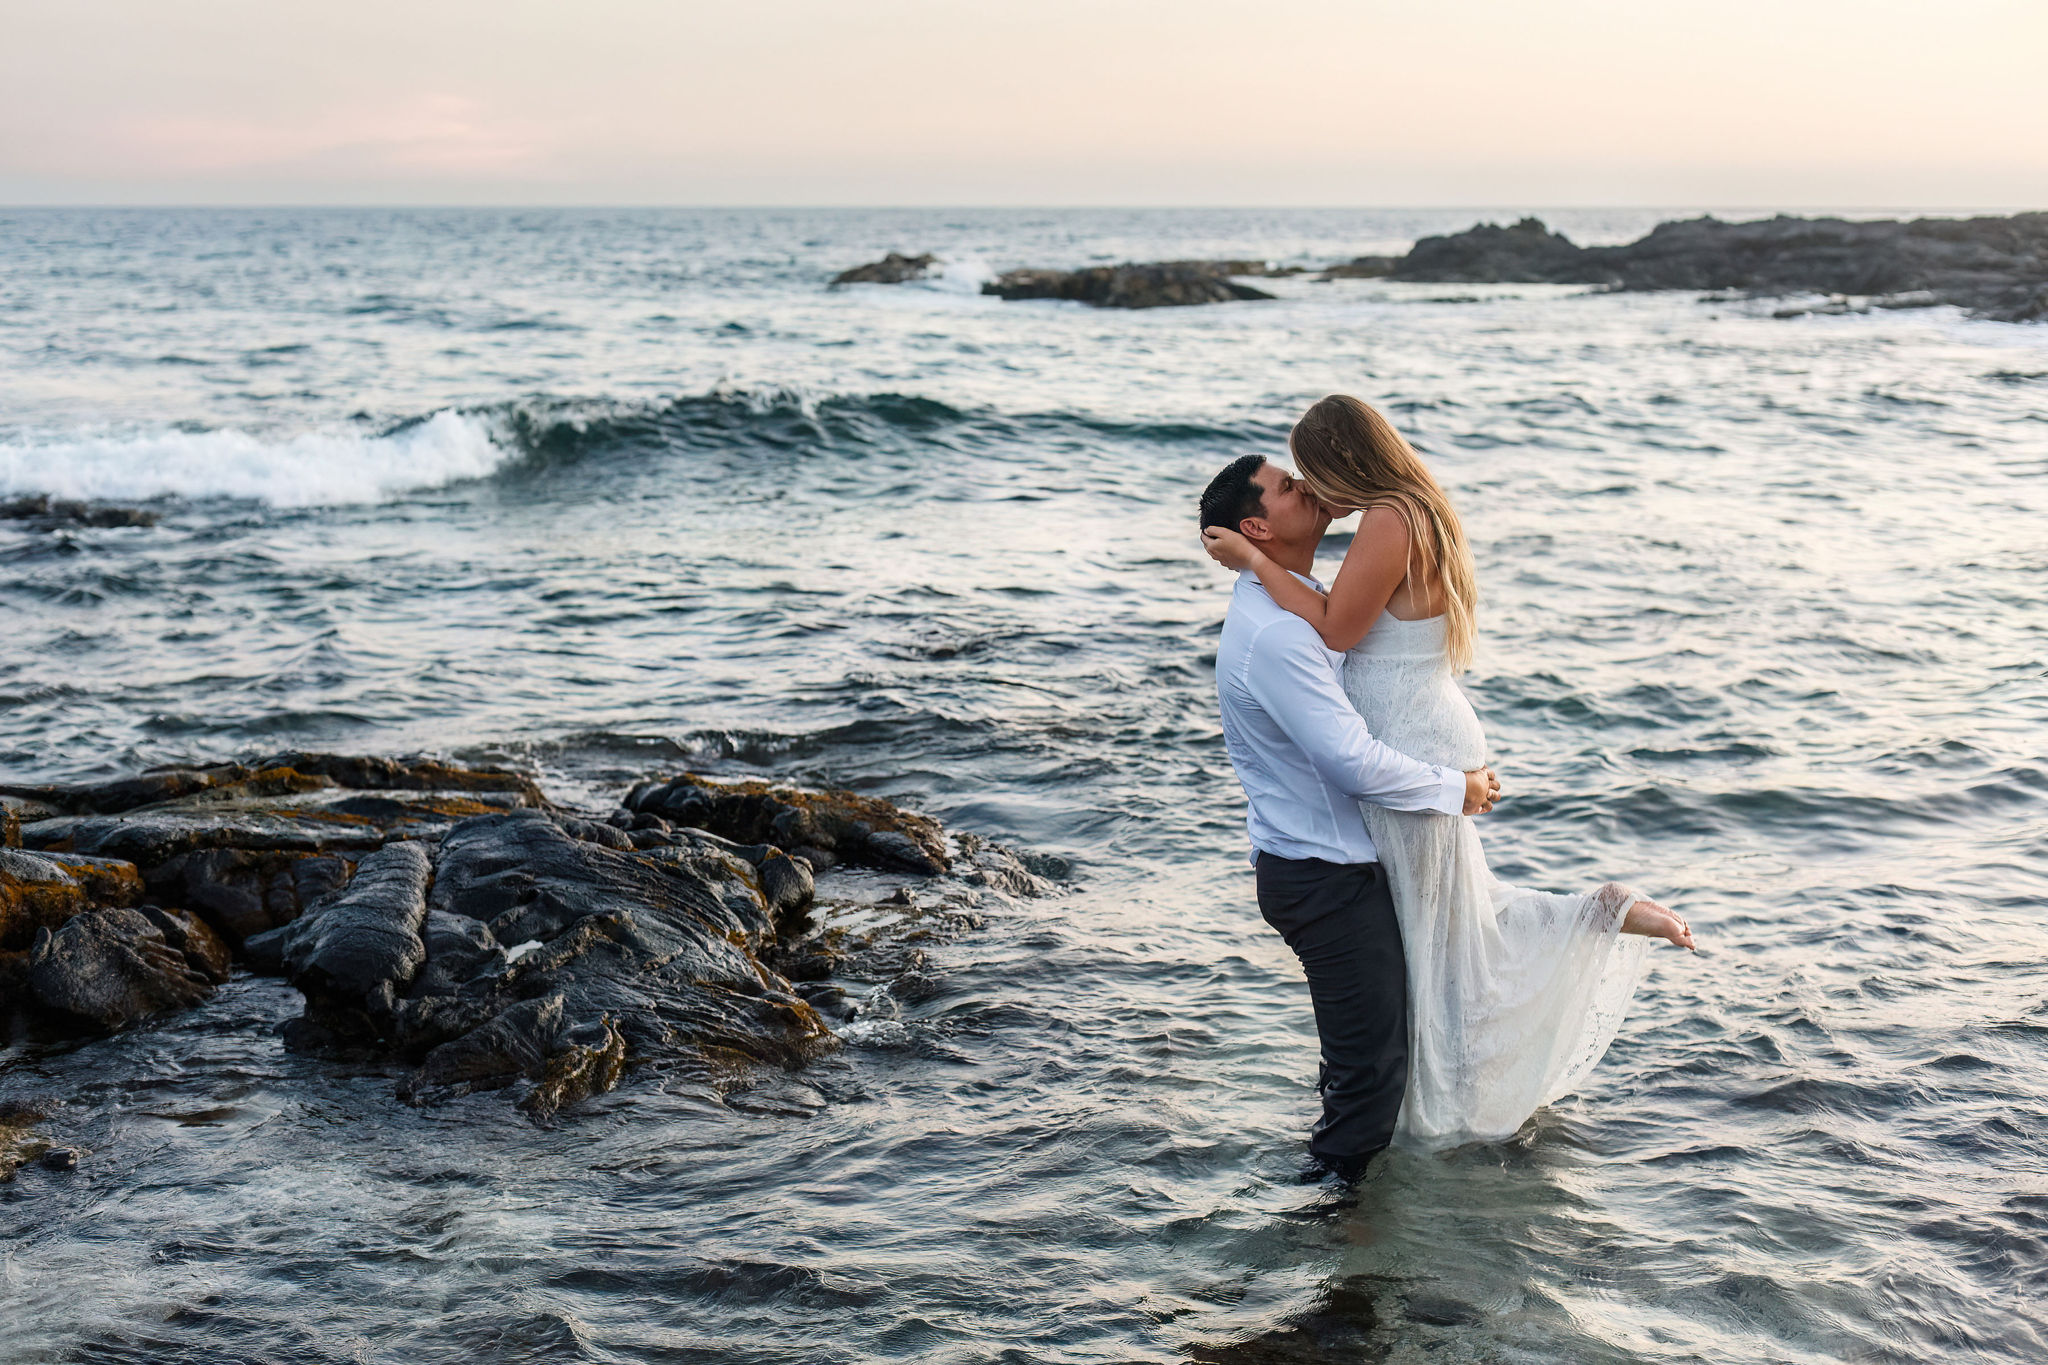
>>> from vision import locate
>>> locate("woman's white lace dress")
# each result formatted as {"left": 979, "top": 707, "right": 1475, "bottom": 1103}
{"left": 1342, "top": 612, "right": 1650, "bottom": 1151}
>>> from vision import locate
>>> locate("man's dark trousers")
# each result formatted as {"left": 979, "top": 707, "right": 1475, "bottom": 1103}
{"left": 1256, "top": 852, "right": 1409, "bottom": 1163}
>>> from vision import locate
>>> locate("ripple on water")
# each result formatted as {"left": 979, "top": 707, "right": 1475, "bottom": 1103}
{"left": 4, "top": 207, "right": 2048, "bottom": 1363}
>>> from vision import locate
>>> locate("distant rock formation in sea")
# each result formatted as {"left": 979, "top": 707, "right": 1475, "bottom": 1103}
{"left": 1392, "top": 213, "right": 2048, "bottom": 321}
{"left": 832, "top": 213, "right": 2046, "bottom": 318}
{"left": 983, "top": 261, "right": 1280, "bottom": 308}
{"left": 3, "top": 754, "right": 1042, "bottom": 1123}
{"left": 1316, "top": 255, "right": 1397, "bottom": 280}
{"left": 1, "top": 496, "right": 158, "bottom": 529}
{"left": 830, "top": 252, "right": 937, "bottom": 287}
{"left": 830, "top": 254, "right": 1297, "bottom": 308}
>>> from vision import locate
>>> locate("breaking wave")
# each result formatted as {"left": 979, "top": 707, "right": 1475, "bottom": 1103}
{"left": 0, "top": 391, "right": 1282, "bottom": 508}
{"left": 0, "top": 410, "right": 513, "bottom": 508}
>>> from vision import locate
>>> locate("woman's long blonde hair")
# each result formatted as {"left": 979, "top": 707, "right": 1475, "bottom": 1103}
{"left": 1289, "top": 395, "right": 1478, "bottom": 671}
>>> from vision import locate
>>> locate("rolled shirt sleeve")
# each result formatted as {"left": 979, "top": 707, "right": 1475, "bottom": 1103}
{"left": 1243, "top": 617, "right": 1467, "bottom": 817}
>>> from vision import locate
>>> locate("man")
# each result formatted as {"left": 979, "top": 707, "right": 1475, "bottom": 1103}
{"left": 1200, "top": 452, "right": 1499, "bottom": 1180}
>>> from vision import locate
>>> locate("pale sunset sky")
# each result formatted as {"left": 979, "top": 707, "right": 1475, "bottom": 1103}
{"left": 2, "top": 0, "right": 2042, "bottom": 206}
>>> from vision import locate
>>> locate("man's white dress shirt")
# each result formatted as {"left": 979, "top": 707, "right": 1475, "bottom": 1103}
{"left": 1216, "top": 569, "right": 1466, "bottom": 865}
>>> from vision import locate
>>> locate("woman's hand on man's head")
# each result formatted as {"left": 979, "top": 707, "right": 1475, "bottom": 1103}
{"left": 1201, "top": 525, "right": 1261, "bottom": 571}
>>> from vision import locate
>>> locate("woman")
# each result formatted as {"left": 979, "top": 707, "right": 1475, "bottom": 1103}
{"left": 1202, "top": 394, "right": 1693, "bottom": 1151}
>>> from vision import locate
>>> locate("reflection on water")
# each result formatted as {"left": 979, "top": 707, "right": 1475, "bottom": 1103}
{"left": 2, "top": 208, "right": 2045, "bottom": 1363}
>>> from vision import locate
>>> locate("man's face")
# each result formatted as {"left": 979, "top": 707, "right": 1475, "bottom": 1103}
{"left": 1242, "top": 463, "right": 1331, "bottom": 549}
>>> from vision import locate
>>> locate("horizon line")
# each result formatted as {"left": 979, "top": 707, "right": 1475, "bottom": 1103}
{"left": 1, "top": 202, "right": 2040, "bottom": 215}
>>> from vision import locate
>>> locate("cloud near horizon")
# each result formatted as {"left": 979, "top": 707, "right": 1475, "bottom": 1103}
{"left": 77, "top": 96, "right": 556, "bottom": 179}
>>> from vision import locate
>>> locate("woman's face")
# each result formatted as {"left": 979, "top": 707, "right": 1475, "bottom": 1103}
{"left": 1299, "top": 475, "right": 1357, "bottom": 519}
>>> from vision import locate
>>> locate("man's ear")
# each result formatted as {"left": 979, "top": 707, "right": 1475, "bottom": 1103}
{"left": 1238, "top": 516, "right": 1273, "bottom": 543}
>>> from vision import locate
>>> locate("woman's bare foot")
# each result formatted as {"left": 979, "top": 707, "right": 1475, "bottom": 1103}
{"left": 1621, "top": 897, "right": 1696, "bottom": 951}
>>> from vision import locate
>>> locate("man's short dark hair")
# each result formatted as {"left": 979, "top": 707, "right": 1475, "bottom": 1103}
{"left": 1199, "top": 454, "right": 1268, "bottom": 532}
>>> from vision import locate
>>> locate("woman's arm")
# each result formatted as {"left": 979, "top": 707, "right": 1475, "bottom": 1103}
{"left": 1202, "top": 506, "right": 1412, "bottom": 651}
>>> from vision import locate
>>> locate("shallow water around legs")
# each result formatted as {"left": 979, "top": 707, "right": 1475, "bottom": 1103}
{"left": 2, "top": 208, "right": 2046, "bottom": 1362}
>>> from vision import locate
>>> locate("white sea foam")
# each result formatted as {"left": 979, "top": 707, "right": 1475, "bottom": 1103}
{"left": 925, "top": 256, "right": 995, "bottom": 294}
{"left": 0, "top": 409, "right": 516, "bottom": 508}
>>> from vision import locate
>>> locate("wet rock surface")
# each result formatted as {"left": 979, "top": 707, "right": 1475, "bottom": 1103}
{"left": 984, "top": 261, "right": 1278, "bottom": 308}
{"left": 27, "top": 906, "right": 230, "bottom": 1030}
{"left": 271, "top": 840, "right": 433, "bottom": 1020}
{"left": 857, "top": 214, "right": 2046, "bottom": 318}
{"left": 628, "top": 773, "right": 952, "bottom": 874}
{"left": 830, "top": 252, "right": 937, "bottom": 286}
{"left": 11, "top": 753, "right": 541, "bottom": 950}
{"left": 0, "top": 1099, "right": 53, "bottom": 1182}
{"left": 1316, "top": 254, "right": 1397, "bottom": 280}
{"left": 0, "top": 495, "right": 160, "bottom": 529}
{"left": 2, "top": 755, "right": 1045, "bottom": 1123}
{"left": 1389, "top": 212, "right": 2048, "bottom": 319}
{"left": 1, "top": 849, "right": 94, "bottom": 951}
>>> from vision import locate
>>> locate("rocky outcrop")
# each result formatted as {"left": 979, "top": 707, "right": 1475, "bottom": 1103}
{"left": 270, "top": 840, "right": 433, "bottom": 1027}
{"left": 984, "top": 261, "right": 1277, "bottom": 309}
{"left": 0, "top": 495, "right": 159, "bottom": 529}
{"left": 26, "top": 906, "right": 230, "bottom": 1030}
{"left": 339, "top": 808, "right": 832, "bottom": 1085}
{"left": 1392, "top": 217, "right": 1589, "bottom": 283}
{"left": 1, "top": 1099, "right": 54, "bottom": 1182}
{"left": 831, "top": 215, "right": 2047, "bottom": 318}
{"left": 2, "top": 753, "right": 541, "bottom": 1035}
{"left": 14, "top": 753, "right": 539, "bottom": 947}
{"left": 627, "top": 774, "right": 950, "bottom": 874}
{"left": 1, "top": 849, "right": 94, "bottom": 952}
{"left": 1387, "top": 212, "right": 2048, "bottom": 319}
{"left": 4, "top": 750, "right": 541, "bottom": 819}
{"left": 5, "top": 755, "right": 1046, "bottom": 1122}
{"left": 1317, "top": 255, "right": 1397, "bottom": 280}
{"left": 831, "top": 252, "right": 938, "bottom": 286}
{"left": 829, "top": 254, "right": 1297, "bottom": 305}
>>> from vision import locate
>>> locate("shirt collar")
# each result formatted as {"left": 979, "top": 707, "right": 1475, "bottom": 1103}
{"left": 1239, "top": 568, "right": 1326, "bottom": 594}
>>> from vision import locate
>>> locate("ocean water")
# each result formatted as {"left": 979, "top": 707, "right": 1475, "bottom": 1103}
{"left": 1, "top": 207, "right": 2045, "bottom": 1363}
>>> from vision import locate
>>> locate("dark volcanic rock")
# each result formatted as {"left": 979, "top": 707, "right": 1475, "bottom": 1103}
{"left": 630, "top": 775, "right": 950, "bottom": 874}
{"left": 831, "top": 252, "right": 938, "bottom": 286}
{"left": 257, "top": 751, "right": 545, "bottom": 805}
{"left": 1388, "top": 211, "right": 2048, "bottom": 319}
{"left": 23, "top": 783, "right": 520, "bottom": 888}
{"left": 140, "top": 904, "right": 233, "bottom": 982}
{"left": 1991, "top": 282, "right": 2048, "bottom": 323}
{"left": 412, "top": 908, "right": 506, "bottom": 995}
{"left": 1317, "top": 255, "right": 1397, "bottom": 280}
{"left": 0, "top": 1102, "right": 53, "bottom": 1182}
{"left": 400, "top": 993, "right": 572, "bottom": 1102}
{"left": 984, "top": 261, "right": 1276, "bottom": 309}
{"left": 398, "top": 993, "right": 626, "bottom": 1124}
{"left": 0, "top": 850, "right": 92, "bottom": 953}
{"left": 256, "top": 805, "right": 844, "bottom": 1103}
{"left": 756, "top": 849, "right": 815, "bottom": 923}
{"left": 33, "top": 852, "right": 144, "bottom": 909}
{"left": 10, "top": 754, "right": 535, "bottom": 954}
{"left": 27, "top": 906, "right": 227, "bottom": 1029}
{"left": 4, "top": 750, "right": 541, "bottom": 819}
{"left": 1392, "top": 216, "right": 1594, "bottom": 284}
{"left": 11, "top": 755, "right": 1045, "bottom": 1121}
{"left": 521, "top": 1015, "right": 627, "bottom": 1123}
{"left": 0, "top": 495, "right": 159, "bottom": 529}
{"left": 1, "top": 762, "right": 256, "bottom": 818}
{"left": 275, "top": 840, "right": 433, "bottom": 1036}
{"left": 282, "top": 843, "right": 432, "bottom": 984}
